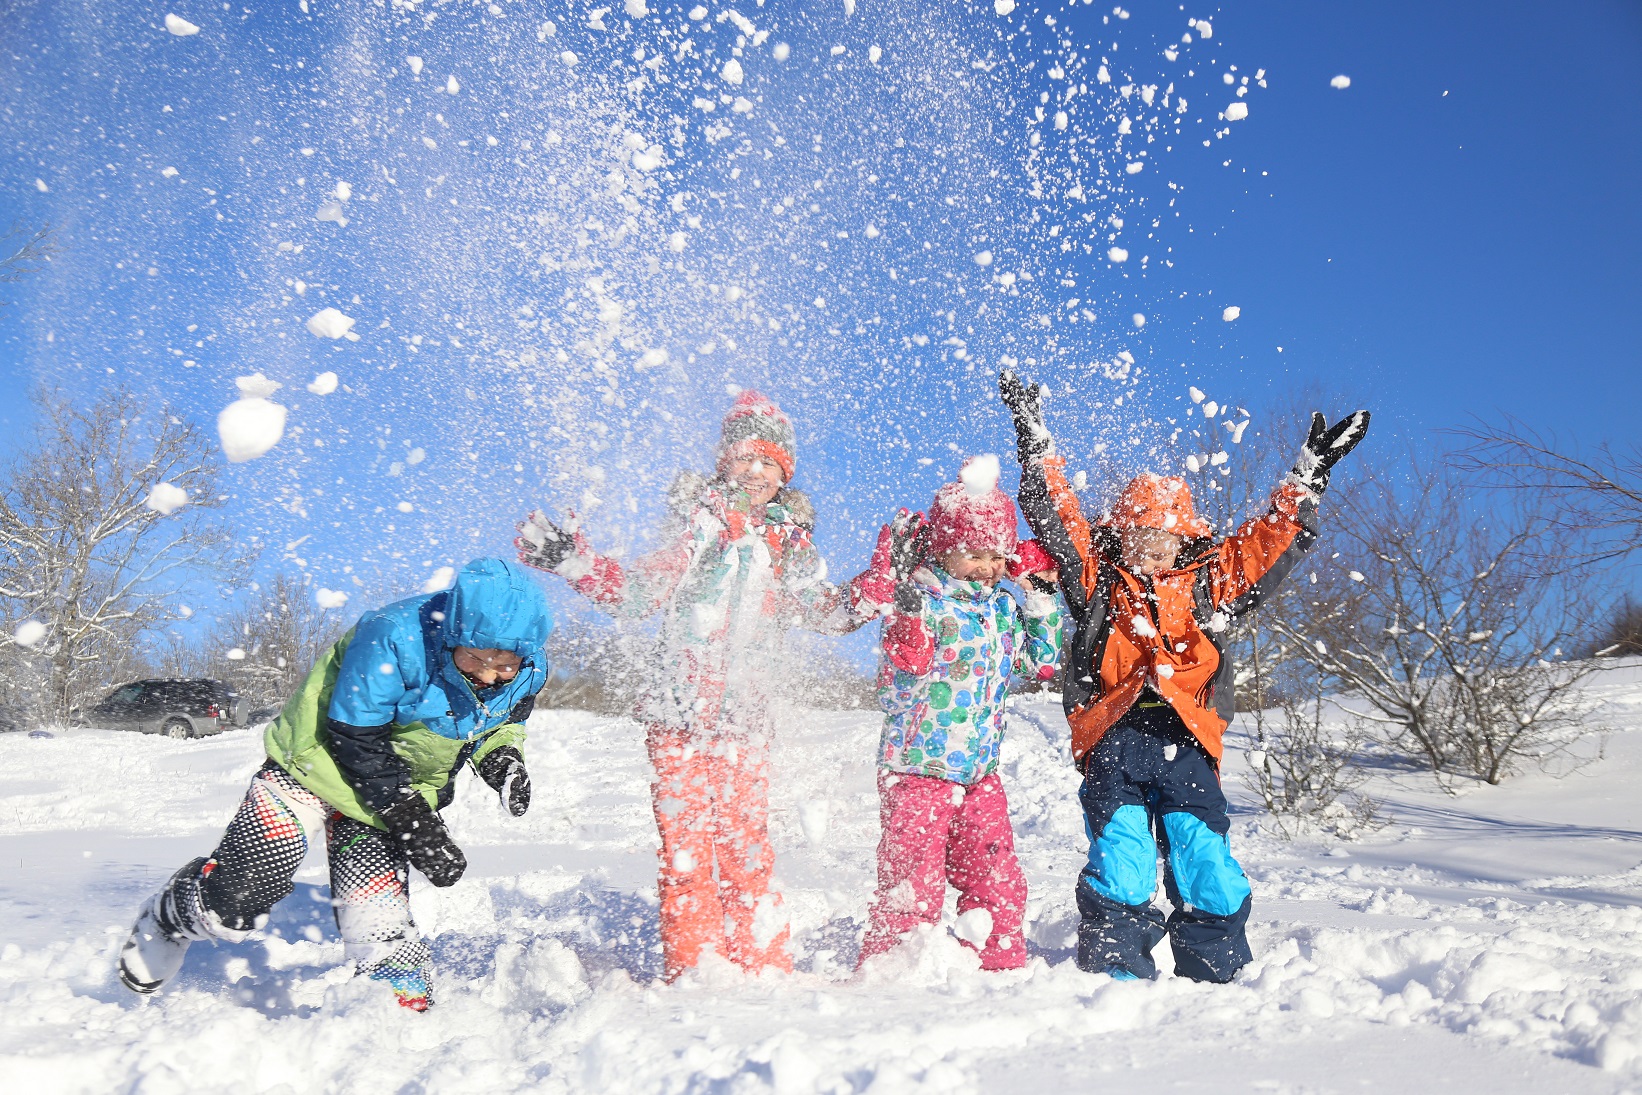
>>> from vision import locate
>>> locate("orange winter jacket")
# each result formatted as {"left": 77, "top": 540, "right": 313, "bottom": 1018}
{"left": 1017, "top": 456, "right": 1320, "bottom": 766}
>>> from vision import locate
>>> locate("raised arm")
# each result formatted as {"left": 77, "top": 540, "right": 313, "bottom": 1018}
{"left": 999, "top": 372, "right": 1094, "bottom": 616}
{"left": 1210, "top": 410, "right": 1371, "bottom": 613}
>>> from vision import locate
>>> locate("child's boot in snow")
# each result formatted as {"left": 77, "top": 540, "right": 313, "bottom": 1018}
{"left": 118, "top": 857, "right": 209, "bottom": 994}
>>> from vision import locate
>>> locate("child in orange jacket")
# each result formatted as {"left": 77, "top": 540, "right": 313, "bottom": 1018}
{"left": 999, "top": 373, "right": 1368, "bottom": 982}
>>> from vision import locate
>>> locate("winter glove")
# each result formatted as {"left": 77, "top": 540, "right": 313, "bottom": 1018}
{"left": 476, "top": 745, "right": 531, "bottom": 817}
{"left": 1289, "top": 410, "right": 1372, "bottom": 495}
{"left": 378, "top": 793, "right": 467, "bottom": 888}
{"left": 516, "top": 509, "right": 574, "bottom": 572}
{"left": 859, "top": 509, "right": 930, "bottom": 613}
{"left": 1007, "top": 538, "right": 1060, "bottom": 594}
{"left": 998, "top": 371, "right": 1055, "bottom": 465}
{"left": 775, "top": 487, "right": 816, "bottom": 531}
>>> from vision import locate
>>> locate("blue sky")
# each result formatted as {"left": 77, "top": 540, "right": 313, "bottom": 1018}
{"left": 1, "top": 0, "right": 1638, "bottom": 644}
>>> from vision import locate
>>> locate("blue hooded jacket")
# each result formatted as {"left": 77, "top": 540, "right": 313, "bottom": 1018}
{"left": 323, "top": 558, "right": 553, "bottom": 812}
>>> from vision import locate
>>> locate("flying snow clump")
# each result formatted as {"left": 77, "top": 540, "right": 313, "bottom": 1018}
{"left": 959, "top": 454, "right": 1001, "bottom": 495}
{"left": 315, "top": 588, "right": 349, "bottom": 609}
{"left": 624, "top": 0, "right": 650, "bottom": 17}
{"left": 407, "top": 56, "right": 424, "bottom": 75}
{"left": 12, "top": 620, "right": 47, "bottom": 648}
{"left": 145, "top": 483, "right": 189, "bottom": 515}
{"left": 1132, "top": 313, "right": 1146, "bottom": 328}
{"left": 721, "top": 59, "right": 744, "bottom": 85}
{"left": 164, "top": 13, "right": 199, "bottom": 36}
{"left": 306, "top": 307, "right": 356, "bottom": 340}
{"left": 1222, "top": 306, "right": 1241, "bottom": 322}
{"left": 973, "top": 250, "right": 993, "bottom": 266}
{"left": 1331, "top": 75, "right": 1352, "bottom": 89}
{"left": 422, "top": 566, "right": 457, "bottom": 593}
{"left": 1108, "top": 247, "right": 1129, "bottom": 263}
{"left": 1224, "top": 102, "right": 1249, "bottom": 122}
{"left": 307, "top": 371, "right": 338, "bottom": 395}
{"left": 994, "top": 0, "right": 1016, "bottom": 14}
{"left": 445, "top": 75, "right": 460, "bottom": 95}
{"left": 217, "top": 374, "right": 287, "bottom": 463}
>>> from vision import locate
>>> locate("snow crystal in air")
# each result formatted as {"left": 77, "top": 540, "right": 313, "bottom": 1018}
{"left": 226, "top": 648, "right": 246, "bottom": 661}
{"left": 34, "top": 179, "right": 47, "bottom": 192}
{"left": 1190, "top": 18, "right": 1212, "bottom": 38}
{"left": 1189, "top": 387, "right": 1205, "bottom": 403}
{"left": 396, "top": 502, "right": 414, "bottom": 513}
{"left": 773, "top": 43, "right": 791, "bottom": 61}
{"left": 1126, "top": 161, "right": 1144, "bottom": 174}
{"left": 732, "top": 97, "right": 754, "bottom": 114}
{"left": 669, "top": 231, "right": 687, "bottom": 252}
{"left": 869, "top": 45, "right": 882, "bottom": 63}
{"left": 973, "top": 250, "right": 993, "bottom": 266}
{"left": 306, "top": 307, "right": 356, "bottom": 340}
{"left": 217, "top": 374, "right": 287, "bottom": 463}
{"left": 864, "top": 223, "right": 880, "bottom": 238}
{"left": 164, "top": 13, "right": 199, "bottom": 36}
{"left": 722, "top": 59, "right": 744, "bottom": 85}
{"left": 560, "top": 51, "right": 579, "bottom": 67}
{"left": 959, "top": 454, "right": 1001, "bottom": 495}
{"left": 445, "top": 75, "right": 460, "bottom": 95}
{"left": 1132, "top": 313, "right": 1146, "bottom": 328}
{"left": 994, "top": 0, "right": 1016, "bottom": 15}
{"left": 624, "top": 0, "right": 650, "bottom": 17}
{"left": 639, "top": 348, "right": 668, "bottom": 369}
{"left": 1108, "top": 246, "right": 1129, "bottom": 263}
{"left": 407, "top": 448, "right": 426, "bottom": 465}
{"left": 1331, "top": 75, "right": 1352, "bottom": 89}
{"left": 161, "top": 166, "right": 178, "bottom": 178}
{"left": 145, "top": 482, "right": 189, "bottom": 515}
{"left": 407, "top": 55, "right": 424, "bottom": 75}
{"left": 307, "top": 371, "right": 338, "bottom": 395}
{"left": 1224, "top": 102, "right": 1249, "bottom": 122}
{"left": 1349, "top": 570, "right": 1366, "bottom": 582}
{"left": 632, "top": 146, "right": 664, "bottom": 171}
{"left": 315, "top": 588, "right": 349, "bottom": 609}
{"left": 1222, "top": 306, "right": 1241, "bottom": 321}
{"left": 13, "top": 620, "right": 47, "bottom": 648}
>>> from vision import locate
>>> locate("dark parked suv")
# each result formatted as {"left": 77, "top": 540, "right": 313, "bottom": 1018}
{"left": 78, "top": 679, "right": 246, "bottom": 739}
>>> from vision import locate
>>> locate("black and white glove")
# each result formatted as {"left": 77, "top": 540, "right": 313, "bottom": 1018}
{"left": 888, "top": 509, "right": 930, "bottom": 614}
{"left": 1289, "top": 411, "right": 1371, "bottom": 495}
{"left": 477, "top": 746, "right": 531, "bottom": 817}
{"left": 515, "top": 509, "right": 575, "bottom": 572}
{"left": 998, "top": 371, "right": 1055, "bottom": 464}
{"left": 378, "top": 793, "right": 467, "bottom": 888}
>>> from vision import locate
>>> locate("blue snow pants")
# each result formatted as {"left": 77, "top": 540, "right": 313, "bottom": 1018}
{"left": 1075, "top": 702, "right": 1252, "bottom": 983}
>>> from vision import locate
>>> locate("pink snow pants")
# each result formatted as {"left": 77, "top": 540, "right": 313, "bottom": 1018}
{"left": 860, "top": 771, "right": 1028, "bottom": 970}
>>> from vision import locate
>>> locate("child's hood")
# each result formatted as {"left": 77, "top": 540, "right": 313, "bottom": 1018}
{"left": 442, "top": 557, "right": 555, "bottom": 655}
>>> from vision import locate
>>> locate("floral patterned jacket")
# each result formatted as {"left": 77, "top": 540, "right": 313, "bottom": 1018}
{"left": 875, "top": 566, "right": 1063, "bottom": 784}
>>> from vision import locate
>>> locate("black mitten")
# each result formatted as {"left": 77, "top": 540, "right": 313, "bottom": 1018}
{"left": 515, "top": 509, "right": 575, "bottom": 572}
{"left": 1290, "top": 410, "right": 1372, "bottom": 495}
{"left": 477, "top": 746, "right": 531, "bottom": 818}
{"left": 378, "top": 794, "right": 467, "bottom": 888}
{"left": 998, "top": 371, "right": 1055, "bottom": 464}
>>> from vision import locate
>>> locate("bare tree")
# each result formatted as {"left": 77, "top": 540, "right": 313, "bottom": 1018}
{"left": 0, "top": 388, "right": 245, "bottom": 717}
{"left": 1455, "top": 416, "right": 1642, "bottom": 568}
{"left": 203, "top": 572, "right": 345, "bottom": 707}
{"left": 0, "top": 223, "right": 57, "bottom": 308}
{"left": 1269, "top": 453, "right": 1609, "bottom": 788}
{"left": 1242, "top": 675, "right": 1380, "bottom": 839}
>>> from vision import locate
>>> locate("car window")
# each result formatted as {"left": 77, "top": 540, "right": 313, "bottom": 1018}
{"left": 104, "top": 684, "right": 144, "bottom": 705}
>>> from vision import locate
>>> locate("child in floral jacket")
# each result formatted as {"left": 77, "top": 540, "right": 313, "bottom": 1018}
{"left": 856, "top": 455, "right": 1063, "bottom": 970}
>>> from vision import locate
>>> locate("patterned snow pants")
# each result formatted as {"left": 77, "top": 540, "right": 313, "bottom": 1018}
{"left": 1076, "top": 704, "right": 1253, "bottom": 983}
{"left": 156, "top": 760, "right": 434, "bottom": 1009}
{"left": 647, "top": 726, "right": 791, "bottom": 981}
{"left": 859, "top": 771, "right": 1028, "bottom": 970}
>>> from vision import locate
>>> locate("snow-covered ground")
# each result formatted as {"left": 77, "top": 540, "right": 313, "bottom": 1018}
{"left": 5, "top": 663, "right": 1642, "bottom": 1093}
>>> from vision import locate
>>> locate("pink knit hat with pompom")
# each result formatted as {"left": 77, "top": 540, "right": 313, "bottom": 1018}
{"left": 927, "top": 455, "right": 1019, "bottom": 558}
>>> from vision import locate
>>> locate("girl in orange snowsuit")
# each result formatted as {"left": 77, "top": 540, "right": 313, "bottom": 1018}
{"left": 518, "top": 392, "right": 873, "bottom": 979}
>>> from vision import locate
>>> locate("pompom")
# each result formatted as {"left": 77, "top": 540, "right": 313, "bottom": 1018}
{"left": 959, "top": 453, "right": 1001, "bottom": 496}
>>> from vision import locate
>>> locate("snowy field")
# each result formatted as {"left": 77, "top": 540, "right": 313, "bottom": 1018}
{"left": 5, "top": 664, "right": 1642, "bottom": 1094}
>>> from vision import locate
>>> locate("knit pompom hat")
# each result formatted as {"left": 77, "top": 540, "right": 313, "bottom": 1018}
{"left": 928, "top": 454, "right": 1020, "bottom": 558}
{"left": 716, "top": 390, "right": 797, "bottom": 483}
{"left": 1097, "top": 472, "right": 1213, "bottom": 538}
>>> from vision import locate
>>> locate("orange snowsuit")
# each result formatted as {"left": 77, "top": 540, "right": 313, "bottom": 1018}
{"left": 1019, "top": 458, "right": 1320, "bottom": 766}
